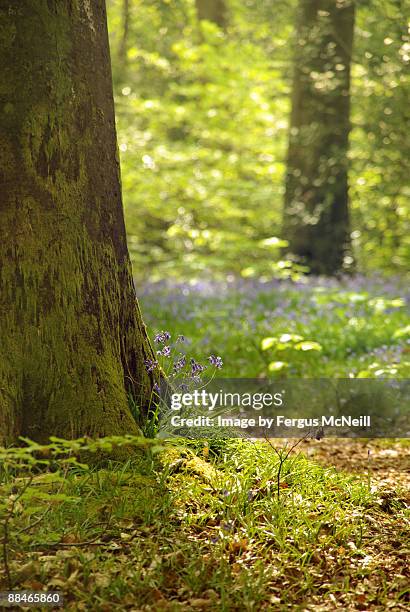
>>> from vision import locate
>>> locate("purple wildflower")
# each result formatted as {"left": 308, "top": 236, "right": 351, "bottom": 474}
{"left": 144, "top": 359, "right": 158, "bottom": 373}
{"left": 173, "top": 355, "right": 186, "bottom": 372}
{"left": 176, "top": 335, "right": 186, "bottom": 343}
{"left": 157, "top": 345, "right": 171, "bottom": 357}
{"left": 154, "top": 331, "right": 171, "bottom": 344}
{"left": 221, "top": 521, "right": 234, "bottom": 532}
{"left": 190, "top": 358, "right": 205, "bottom": 376}
{"left": 209, "top": 355, "right": 223, "bottom": 369}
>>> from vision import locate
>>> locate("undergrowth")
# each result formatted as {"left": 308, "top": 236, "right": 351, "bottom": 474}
{"left": 0, "top": 436, "right": 408, "bottom": 610}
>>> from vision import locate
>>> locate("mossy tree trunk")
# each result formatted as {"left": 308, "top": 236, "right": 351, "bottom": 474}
{"left": 282, "top": 0, "right": 355, "bottom": 275}
{"left": 195, "top": 0, "right": 228, "bottom": 29}
{"left": 0, "top": 1, "right": 156, "bottom": 444}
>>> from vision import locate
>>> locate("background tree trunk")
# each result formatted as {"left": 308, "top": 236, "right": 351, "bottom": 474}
{"left": 117, "top": 0, "right": 129, "bottom": 66}
{"left": 282, "top": 0, "right": 355, "bottom": 275}
{"left": 195, "top": 0, "right": 228, "bottom": 29}
{"left": 0, "top": 1, "right": 156, "bottom": 444}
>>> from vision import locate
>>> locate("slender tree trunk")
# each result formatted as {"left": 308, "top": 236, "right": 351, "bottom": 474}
{"left": 118, "top": 0, "right": 129, "bottom": 66}
{"left": 195, "top": 0, "right": 227, "bottom": 29}
{"left": 0, "top": 1, "right": 156, "bottom": 444}
{"left": 282, "top": 0, "right": 355, "bottom": 275}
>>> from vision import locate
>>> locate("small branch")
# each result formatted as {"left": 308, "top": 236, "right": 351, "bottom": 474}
{"left": 264, "top": 431, "right": 310, "bottom": 500}
{"left": 29, "top": 512, "right": 113, "bottom": 550}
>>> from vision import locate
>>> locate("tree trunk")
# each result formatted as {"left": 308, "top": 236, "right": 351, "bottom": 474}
{"left": 282, "top": 0, "right": 355, "bottom": 275}
{"left": 0, "top": 1, "right": 156, "bottom": 445}
{"left": 195, "top": 0, "right": 227, "bottom": 29}
{"left": 118, "top": 0, "right": 129, "bottom": 66}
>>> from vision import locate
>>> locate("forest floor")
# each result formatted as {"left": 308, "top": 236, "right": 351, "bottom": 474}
{"left": 0, "top": 438, "right": 408, "bottom": 611}
{"left": 1, "top": 276, "right": 409, "bottom": 610}
{"left": 302, "top": 438, "right": 410, "bottom": 491}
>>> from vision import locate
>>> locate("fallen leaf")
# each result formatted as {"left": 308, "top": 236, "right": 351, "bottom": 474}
{"left": 190, "top": 598, "right": 212, "bottom": 609}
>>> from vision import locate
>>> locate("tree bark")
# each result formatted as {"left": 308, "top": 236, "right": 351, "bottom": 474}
{"left": 0, "top": 1, "right": 156, "bottom": 444}
{"left": 282, "top": 0, "right": 355, "bottom": 275}
{"left": 195, "top": 0, "right": 227, "bottom": 29}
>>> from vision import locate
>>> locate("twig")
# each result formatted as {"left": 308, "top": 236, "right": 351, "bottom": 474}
{"left": 29, "top": 511, "right": 113, "bottom": 550}
{"left": 264, "top": 431, "right": 310, "bottom": 500}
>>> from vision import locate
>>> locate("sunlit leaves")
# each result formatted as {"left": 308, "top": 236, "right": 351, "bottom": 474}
{"left": 295, "top": 340, "right": 322, "bottom": 352}
{"left": 268, "top": 360, "right": 288, "bottom": 372}
{"left": 107, "top": 0, "right": 409, "bottom": 278}
{"left": 393, "top": 324, "right": 410, "bottom": 339}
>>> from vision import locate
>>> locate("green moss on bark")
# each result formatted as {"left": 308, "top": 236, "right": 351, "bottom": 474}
{"left": 0, "top": 1, "right": 155, "bottom": 444}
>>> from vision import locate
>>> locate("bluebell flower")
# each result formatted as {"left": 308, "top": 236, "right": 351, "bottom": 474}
{"left": 157, "top": 345, "right": 171, "bottom": 357}
{"left": 190, "top": 358, "right": 205, "bottom": 376}
{"left": 154, "top": 331, "right": 171, "bottom": 344}
{"left": 144, "top": 359, "right": 158, "bottom": 373}
{"left": 221, "top": 521, "right": 234, "bottom": 532}
{"left": 209, "top": 355, "right": 223, "bottom": 369}
{"left": 173, "top": 355, "right": 186, "bottom": 372}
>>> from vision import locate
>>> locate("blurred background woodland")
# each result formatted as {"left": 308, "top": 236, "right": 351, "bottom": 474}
{"left": 107, "top": 0, "right": 409, "bottom": 282}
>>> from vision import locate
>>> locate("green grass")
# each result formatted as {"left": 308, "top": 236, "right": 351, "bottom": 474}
{"left": 1, "top": 277, "right": 409, "bottom": 609}
{"left": 1, "top": 437, "right": 408, "bottom": 610}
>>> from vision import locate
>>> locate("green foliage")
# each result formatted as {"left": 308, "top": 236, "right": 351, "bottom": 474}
{"left": 261, "top": 333, "right": 322, "bottom": 376}
{"left": 1, "top": 435, "right": 407, "bottom": 608}
{"left": 139, "top": 276, "right": 410, "bottom": 379}
{"left": 350, "top": 0, "right": 410, "bottom": 272}
{"left": 0, "top": 436, "right": 163, "bottom": 588}
{"left": 109, "top": 0, "right": 292, "bottom": 279}
{"left": 107, "top": 0, "right": 409, "bottom": 280}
